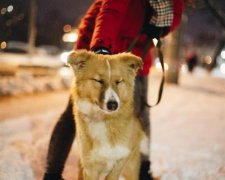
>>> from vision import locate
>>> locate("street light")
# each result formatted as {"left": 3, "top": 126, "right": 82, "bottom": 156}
{"left": 62, "top": 31, "right": 78, "bottom": 43}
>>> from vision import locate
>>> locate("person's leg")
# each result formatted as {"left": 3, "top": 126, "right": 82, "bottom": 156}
{"left": 43, "top": 97, "right": 76, "bottom": 180}
{"left": 134, "top": 76, "right": 153, "bottom": 180}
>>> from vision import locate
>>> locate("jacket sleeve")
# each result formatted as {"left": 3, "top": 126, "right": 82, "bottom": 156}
{"left": 75, "top": 0, "right": 102, "bottom": 50}
{"left": 170, "top": 0, "right": 184, "bottom": 31}
{"left": 90, "top": 0, "right": 131, "bottom": 53}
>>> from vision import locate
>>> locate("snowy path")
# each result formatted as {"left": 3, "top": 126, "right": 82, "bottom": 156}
{"left": 0, "top": 92, "right": 72, "bottom": 180}
{"left": 151, "top": 73, "right": 225, "bottom": 180}
{"left": 0, "top": 72, "right": 225, "bottom": 180}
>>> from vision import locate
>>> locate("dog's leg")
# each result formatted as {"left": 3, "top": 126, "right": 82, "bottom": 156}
{"left": 83, "top": 171, "right": 98, "bottom": 180}
{"left": 82, "top": 163, "right": 105, "bottom": 180}
{"left": 77, "top": 160, "right": 83, "bottom": 180}
{"left": 82, "top": 169, "right": 101, "bottom": 180}
{"left": 105, "top": 159, "right": 127, "bottom": 180}
{"left": 121, "top": 148, "right": 141, "bottom": 180}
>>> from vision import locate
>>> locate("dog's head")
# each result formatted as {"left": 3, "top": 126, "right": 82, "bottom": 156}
{"left": 68, "top": 50, "right": 142, "bottom": 114}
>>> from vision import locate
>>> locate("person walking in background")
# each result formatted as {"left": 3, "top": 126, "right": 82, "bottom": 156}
{"left": 184, "top": 47, "right": 198, "bottom": 73}
{"left": 43, "top": 0, "right": 184, "bottom": 179}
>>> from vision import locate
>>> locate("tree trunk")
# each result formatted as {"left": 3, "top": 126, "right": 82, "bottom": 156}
{"left": 28, "top": 0, "right": 37, "bottom": 55}
{"left": 164, "top": 25, "right": 183, "bottom": 84}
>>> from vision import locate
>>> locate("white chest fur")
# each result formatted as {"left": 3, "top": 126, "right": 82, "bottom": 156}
{"left": 88, "top": 121, "right": 130, "bottom": 171}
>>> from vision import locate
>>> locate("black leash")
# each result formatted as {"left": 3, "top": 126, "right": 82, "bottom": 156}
{"left": 127, "top": 33, "right": 165, "bottom": 107}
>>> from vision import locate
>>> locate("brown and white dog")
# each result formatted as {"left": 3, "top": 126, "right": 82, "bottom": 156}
{"left": 68, "top": 50, "right": 148, "bottom": 180}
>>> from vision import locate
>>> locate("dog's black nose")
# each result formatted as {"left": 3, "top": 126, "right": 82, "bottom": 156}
{"left": 107, "top": 101, "right": 118, "bottom": 111}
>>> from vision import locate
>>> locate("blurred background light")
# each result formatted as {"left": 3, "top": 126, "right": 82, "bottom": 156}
{"left": 155, "top": 57, "right": 169, "bottom": 71}
{"left": 204, "top": 55, "right": 212, "bottom": 65}
{"left": 60, "top": 51, "right": 71, "bottom": 64}
{"left": 1, "top": 8, "right": 7, "bottom": 15}
{"left": 181, "top": 64, "right": 188, "bottom": 73}
{"left": 7, "top": 5, "right": 13, "bottom": 13}
{"left": 63, "top": 24, "right": 72, "bottom": 33}
{"left": 62, "top": 32, "right": 78, "bottom": 43}
{"left": 153, "top": 38, "right": 158, "bottom": 47}
{"left": 0, "top": 41, "right": 7, "bottom": 49}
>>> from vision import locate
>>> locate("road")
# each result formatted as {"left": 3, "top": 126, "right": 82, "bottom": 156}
{"left": 0, "top": 71, "right": 225, "bottom": 180}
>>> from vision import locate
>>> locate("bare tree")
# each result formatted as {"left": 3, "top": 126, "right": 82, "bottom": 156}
{"left": 164, "top": 24, "right": 183, "bottom": 84}
{"left": 28, "top": 0, "right": 37, "bottom": 55}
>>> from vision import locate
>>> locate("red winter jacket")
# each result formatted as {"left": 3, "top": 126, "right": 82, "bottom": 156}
{"left": 75, "top": 0, "right": 184, "bottom": 76}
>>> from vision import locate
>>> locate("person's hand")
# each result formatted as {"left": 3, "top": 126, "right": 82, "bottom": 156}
{"left": 92, "top": 47, "right": 111, "bottom": 55}
{"left": 142, "top": 23, "right": 169, "bottom": 39}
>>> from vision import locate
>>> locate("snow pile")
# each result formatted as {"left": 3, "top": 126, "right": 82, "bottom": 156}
{"left": 0, "top": 73, "right": 71, "bottom": 96}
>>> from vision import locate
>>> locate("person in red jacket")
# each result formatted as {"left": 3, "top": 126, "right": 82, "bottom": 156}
{"left": 43, "top": 0, "right": 184, "bottom": 179}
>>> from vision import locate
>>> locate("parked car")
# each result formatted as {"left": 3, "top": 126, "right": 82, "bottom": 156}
{"left": 0, "top": 41, "right": 63, "bottom": 68}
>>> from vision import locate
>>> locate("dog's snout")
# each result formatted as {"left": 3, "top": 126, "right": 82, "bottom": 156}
{"left": 107, "top": 101, "right": 118, "bottom": 111}
{"left": 103, "top": 87, "right": 120, "bottom": 112}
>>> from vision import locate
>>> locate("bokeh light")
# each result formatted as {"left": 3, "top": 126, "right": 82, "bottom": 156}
{"left": 7, "top": 5, "right": 14, "bottom": 13}
{"left": 62, "top": 32, "right": 78, "bottom": 43}
{"left": 63, "top": 24, "right": 72, "bottom": 33}
{"left": 1, "top": 8, "right": 7, "bottom": 15}
{"left": 0, "top": 41, "right": 7, "bottom": 49}
{"left": 60, "top": 51, "right": 71, "bottom": 64}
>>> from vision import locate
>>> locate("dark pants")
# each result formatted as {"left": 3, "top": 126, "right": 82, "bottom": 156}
{"left": 44, "top": 76, "right": 151, "bottom": 178}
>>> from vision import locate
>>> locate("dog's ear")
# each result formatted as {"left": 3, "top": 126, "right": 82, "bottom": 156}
{"left": 67, "top": 50, "right": 92, "bottom": 71}
{"left": 119, "top": 53, "right": 143, "bottom": 74}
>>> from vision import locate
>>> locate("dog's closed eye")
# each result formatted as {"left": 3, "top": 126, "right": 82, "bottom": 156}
{"left": 91, "top": 78, "right": 104, "bottom": 85}
{"left": 115, "top": 79, "right": 124, "bottom": 85}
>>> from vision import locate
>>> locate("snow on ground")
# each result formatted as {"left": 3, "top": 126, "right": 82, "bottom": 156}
{"left": 0, "top": 92, "right": 73, "bottom": 180}
{"left": 0, "top": 70, "right": 224, "bottom": 180}
{"left": 150, "top": 70, "right": 225, "bottom": 180}
{"left": 0, "top": 112, "right": 61, "bottom": 180}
